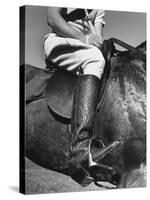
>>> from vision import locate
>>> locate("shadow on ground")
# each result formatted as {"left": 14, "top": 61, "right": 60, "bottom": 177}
{"left": 9, "top": 186, "right": 19, "bottom": 193}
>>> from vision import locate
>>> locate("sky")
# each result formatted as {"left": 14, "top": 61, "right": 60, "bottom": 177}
{"left": 22, "top": 5, "right": 146, "bottom": 69}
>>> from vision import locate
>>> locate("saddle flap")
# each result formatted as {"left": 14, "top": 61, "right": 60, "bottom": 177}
{"left": 46, "top": 69, "right": 77, "bottom": 120}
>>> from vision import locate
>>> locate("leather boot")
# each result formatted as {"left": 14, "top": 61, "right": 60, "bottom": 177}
{"left": 70, "top": 74, "right": 99, "bottom": 155}
{"left": 69, "top": 74, "right": 100, "bottom": 185}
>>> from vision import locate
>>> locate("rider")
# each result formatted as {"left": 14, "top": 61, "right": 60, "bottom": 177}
{"left": 44, "top": 7, "right": 107, "bottom": 185}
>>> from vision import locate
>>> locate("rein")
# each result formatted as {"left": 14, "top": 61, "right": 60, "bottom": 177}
{"left": 110, "top": 38, "right": 146, "bottom": 61}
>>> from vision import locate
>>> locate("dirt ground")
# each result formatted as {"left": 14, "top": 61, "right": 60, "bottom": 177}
{"left": 25, "top": 158, "right": 104, "bottom": 194}
{"left": 25, "top": 158, "right": 146, "bottom": 194}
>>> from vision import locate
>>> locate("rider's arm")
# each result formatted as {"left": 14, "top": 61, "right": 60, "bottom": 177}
{"left": 94, "top": 9, "right": 105, "bottom": 43}
{"left": 94, "top": 22, "right": 103, "bottom": 44}
{"left": 47, "top": 7, "right": 86, "bottom": 43}
{"left": 85, "top": 9, "right": 104, "bottom": 49}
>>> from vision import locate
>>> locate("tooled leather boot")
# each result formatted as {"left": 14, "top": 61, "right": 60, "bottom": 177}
{"left": 69, "top": 74, "right": 101, "bottom": 186}
{"left": 70, "top": 74, "right": 99, "bottom": 155}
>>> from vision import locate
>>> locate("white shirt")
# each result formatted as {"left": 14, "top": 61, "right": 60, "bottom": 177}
{"left": 66, "top": 8, "right": 105, "bottom": 35}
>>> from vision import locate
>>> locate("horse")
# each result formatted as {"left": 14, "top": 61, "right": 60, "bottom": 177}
{"left": 24, "top": 39, "right": 146, "bottom": 189}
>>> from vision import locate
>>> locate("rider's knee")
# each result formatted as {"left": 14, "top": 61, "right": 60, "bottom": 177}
{"left": 82, "top": 47, "right": 106, "bottom": 79}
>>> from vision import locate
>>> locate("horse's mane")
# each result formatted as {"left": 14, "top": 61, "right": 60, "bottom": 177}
{"left": 136, "top": 41, "right": 146, "bottom": 51}
{"left": 136, "top": 41, "right": 146, "bottom": 55}
{"left": 112, "top": 41, "right": 146, "bottom": 83}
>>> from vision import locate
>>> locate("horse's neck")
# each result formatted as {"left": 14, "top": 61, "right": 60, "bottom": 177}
{"left": 96, "top": 55, "right": 146, "bottom": 144}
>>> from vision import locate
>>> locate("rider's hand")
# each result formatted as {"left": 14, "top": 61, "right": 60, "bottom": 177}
{"left": 87, "top": 33, "right": 103, "bottom": 50}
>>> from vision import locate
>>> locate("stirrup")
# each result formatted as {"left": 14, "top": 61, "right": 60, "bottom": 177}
{"left": 88, "top": 138, "right": 120, "bottom": 167}
{"left": 87, "top": 139, "right": 120, "bottom": 186}
{"left": 88, "top": 138, "right": 104, "bottom": 167}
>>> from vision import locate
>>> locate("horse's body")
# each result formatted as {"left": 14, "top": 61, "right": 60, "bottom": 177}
{"left": 25, "top": 41, "right": 146, "bottom": 188}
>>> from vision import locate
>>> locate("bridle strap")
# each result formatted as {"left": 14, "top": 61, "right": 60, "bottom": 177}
{"left": 110, "top": 38, "right": 138, "bottom": 53}
{"left": 110, "top": 38, "right": 146, "bottom": 61}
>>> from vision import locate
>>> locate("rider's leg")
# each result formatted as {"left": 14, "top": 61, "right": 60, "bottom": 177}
{"left": 44, "top": 36, "right": 108, "bottom": 184}
{"left": 69, "top": 48, "right": 106, "bottom": 180}
{"left": 69, "top": 73, "right": 100, "bottom": 186}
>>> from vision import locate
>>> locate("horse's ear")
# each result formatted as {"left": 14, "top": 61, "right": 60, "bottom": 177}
{"left": 136, "top": 41, "right": 146, "bottom": 54}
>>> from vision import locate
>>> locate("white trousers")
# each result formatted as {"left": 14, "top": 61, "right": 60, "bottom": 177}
{"left": 44, "top": 33, "right": 105, "bottom": 79}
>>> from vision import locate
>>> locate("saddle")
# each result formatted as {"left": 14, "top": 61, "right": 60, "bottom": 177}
{"left": 46, "top": 39, "right": 114, "bottom": 120}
